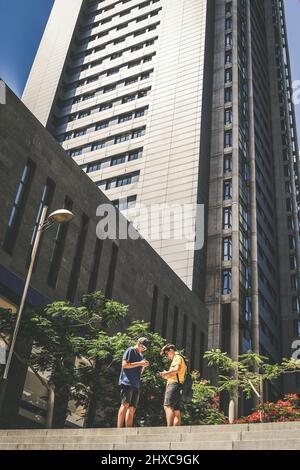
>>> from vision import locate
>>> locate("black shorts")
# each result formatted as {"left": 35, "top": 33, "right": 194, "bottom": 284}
{"left": 164, "top": 383, "right": 182, "bottom": 411}
{"left": 120, "top": 385, "right": 140, "bottom": 409}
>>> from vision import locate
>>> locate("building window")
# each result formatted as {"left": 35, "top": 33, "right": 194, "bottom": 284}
{"left": 131, "top": 44, "right": 143, "bottom": 52}
{"left": 128, "top": 148, "right": 143, "bottom": 161}
{"left": 74, "top": 129, "right": 86, "bottom": 138}
{"left": 291, "top": 275, "right": 298, "bottom": 291}
{"left": 225, "top": 50, "right": 232, "bottom": 64}
{"left": 141, "top": 72, "right": 150, "bottom": 80}
{"left": 287, "top": 216, "right": 294, "bottom": 231}
{"left": 223, "top": 237, "right": 232, "bottom": 261}
{"left": 150, "top": 285, "right": 159, "bottom": 331}
{"left": 70, "top": 148, "right": 82, "bottom": 157}
{"left": 92, "top": 141, "right": 105, "bottom": 151}
{"left": 225, "top": 108, "right": 232, "bottom": 125}
{"left": 172, "top": 306, "right": 179, "bottom": 344}
{"left": 225, "top": 68, "right": 232, "bottom": 83}
{"left": 3, "top": 160, "right": 35, "bottom": 255}
{"left": 103, "top": 85, "right": 116, "bottom": 93}
{"left": 88, "top": 238, "right": 103, "bottom": 293}
{"left": 224, "top": 131, "right": 232, "bottom": 148}
{"left": 289, "top": 235, "right": 296, "bottom": 250}
{"left": 224, "top": 154, "right": 232, "bottom": 172}
{"left": 223, "top": 207, "right": 232, "bottom": 229}
{"left": 125, "top": 76, "right": 139, "bottom": 86}
{"left": 132, "top": 128, "right": 145, "bottom": 138}
{"left": 119, "top": 114, "right": 132, "bottom": 123}
{"left": 286, "top": 198, "right": 292, "bottom": 212}
{"left": 107, "top": 68, "right": 119, "bottom": 76}
{"left": 190, "top": 324, "right": 196, "bottom": 371}
{"left": 223, "top": 180, "right": 232, "bottom": 200}
{"left": 122, "top": 94, "right": 135, "bottom": 104}
{"left": 99, "top": 172, "right": 140, "bottom": 190}
{"left": 27, "top": 178, "right": 56, "bottom": 268}
{"left": 105, "top": 243, "right": 119, "bottom": 299}
{"left": 182, "top": 314, "right": 188, "bottom": 350}
{"left": 225, "top": 18, "right": 232, "bottom": 30}
{"left": 224, "top": 87, "right": 232, "bottom": 102}
{"left": 113, "top": 195, "right": 137, "bottom": 211}
{"left": 223, "top": 270, "right": 232, "bottom": 294}
{"left": 292, "top": 297, "right": 300, "bottom": 314}
{"left": 100, "top": 103, "right": 112, "bottom": 111}
{"left": 115, "top": 133, "right": 130, "bottom": 144}
{"left": 111, "top": 52, "right": 122, "bottom": 60}
{"left": 135, "top": 109, "right": 145, "bottom": 118}
{"left": 87, "top": 161, "right": 102, "bottom": 173}
{"left": 225, "top": 33, "right": 232, "bottom": 46}
{"left": 117, "top": 172, "right": 139, "bottom": 187}
{"left": 161, "top": 296, "right": 169, "bottom": 339}
{"left": 67, "top": 214, "right": 89, "bottom": 302}
{"left": 96, "top": 122, "right": 109, "bottom": 131}
{"left": 225, "top": 2, "right": 232, "bottom": 14}
{"left": 290, "top": 255, "right": 297, "bottom": 270}
{"left": 128, "top": 60, "right": 141, "bottom": 69}
{"left": 48, "top": 196, "right": 73, "bottom": 289}
{"left": 112, "top": 155, "right": 126, "bottom": 166}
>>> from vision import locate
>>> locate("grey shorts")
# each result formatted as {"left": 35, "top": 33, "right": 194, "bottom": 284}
{"left": 164, "top": 383, "right": 182, "bottom": 411}
{"left": 120, "top": 385, "right": 140, "bottom": 409}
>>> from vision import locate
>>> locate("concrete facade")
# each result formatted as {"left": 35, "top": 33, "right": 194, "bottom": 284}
{"left": 205, "top": 0, "right": 300, "bottom": 399}
{"left": 0, "top": 86, "right": 208, "bottom": 428}
{"left": 22, "top": 0, "right": 213, "bottom": 295}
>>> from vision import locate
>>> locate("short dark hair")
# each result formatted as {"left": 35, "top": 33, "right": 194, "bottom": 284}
{"left": 160, "top": 344, "right": 177, "bottom": 356}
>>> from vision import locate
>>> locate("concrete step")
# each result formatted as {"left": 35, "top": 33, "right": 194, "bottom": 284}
{"left": 0, "top": 431, "right": 242, "bottom": 444}
{"left": 233, "top": 439, "right": 300, "bottom": 450}
{"left": 0, "top": 442, "right": 234, "bottom": 451}
{"left": 248, "top": 421, "right": 300, "bottom": 431}
{"left": 241, "top": 429, "right": 300, "bottom": 441}
{"left": 1, "top": 422, "right": 300, "bottom": 450}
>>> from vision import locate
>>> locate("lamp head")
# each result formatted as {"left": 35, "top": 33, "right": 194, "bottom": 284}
{"left": 48, "top": 209, "right": 74, "bottom": 224}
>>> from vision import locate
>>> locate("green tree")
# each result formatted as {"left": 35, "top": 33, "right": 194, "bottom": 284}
{"left": 0, "top": 292, "right": 128, "bottom": 427}
{"left": 1, "top": 296, "right": 226, "bottom": 429}
{"left": 204, "top": 349, "right": 300, "bottom": 420}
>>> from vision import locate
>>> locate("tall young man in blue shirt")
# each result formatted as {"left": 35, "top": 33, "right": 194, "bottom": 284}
{"left": 117, "top": 337, "right": 150, "bottom": 428}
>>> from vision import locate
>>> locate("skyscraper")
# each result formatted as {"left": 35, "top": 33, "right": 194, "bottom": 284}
{"left": 23, "top": 0, "right": 300, "bottom": 396}
{"left": 22, "top": 0, "right": 214, "bottom": 298}
{"left": 205, "top": 0, "right": 300, "bottom": 398}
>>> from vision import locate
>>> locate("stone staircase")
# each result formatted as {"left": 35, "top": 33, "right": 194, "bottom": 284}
{"left": 1, "top": 422, "right": 300, "bottom": 450}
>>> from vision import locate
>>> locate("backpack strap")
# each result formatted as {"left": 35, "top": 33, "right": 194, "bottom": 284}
{"left": 176, "top": 354, "right": 188, "bottom": 384}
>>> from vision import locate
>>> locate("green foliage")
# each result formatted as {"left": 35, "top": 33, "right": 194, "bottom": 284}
{"left": 204, "top": 349, "right": 300, "bottom": 402}
{"left": 0, "top": 299, "right": 226, "bottom": 427}
{"left": 183, "top": 376, "right": 226, "bottom": 425}
{"left": 0, "top": 292, "right": 128, "bottom": 425}
{"left": 236, "top": 394, "right": 300, "bottom": 424}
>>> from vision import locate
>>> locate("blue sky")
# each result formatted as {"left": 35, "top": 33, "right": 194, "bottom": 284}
{"left": 0, "top": 0, "right": 299, "bottom": 138}
{"left": 0, "top": 0, "right": 54, "bottom": 96}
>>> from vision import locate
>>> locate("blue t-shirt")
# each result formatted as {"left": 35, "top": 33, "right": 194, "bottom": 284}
{"left": 119, "top": 347, "right": 143, "bottom": 389}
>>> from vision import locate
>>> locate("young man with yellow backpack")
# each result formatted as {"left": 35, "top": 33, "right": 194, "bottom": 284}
{"left": 160, "top": 344, "right": 193, "bottom": 426}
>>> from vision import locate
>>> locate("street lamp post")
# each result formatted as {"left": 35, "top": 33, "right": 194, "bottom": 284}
{"left": 0, "top": 205, "right": 74, "bottom": 422}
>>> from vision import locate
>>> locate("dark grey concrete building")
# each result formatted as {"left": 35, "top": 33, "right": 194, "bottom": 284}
{"left": 0, "top": 86, "right": 208, "bottom": 428}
